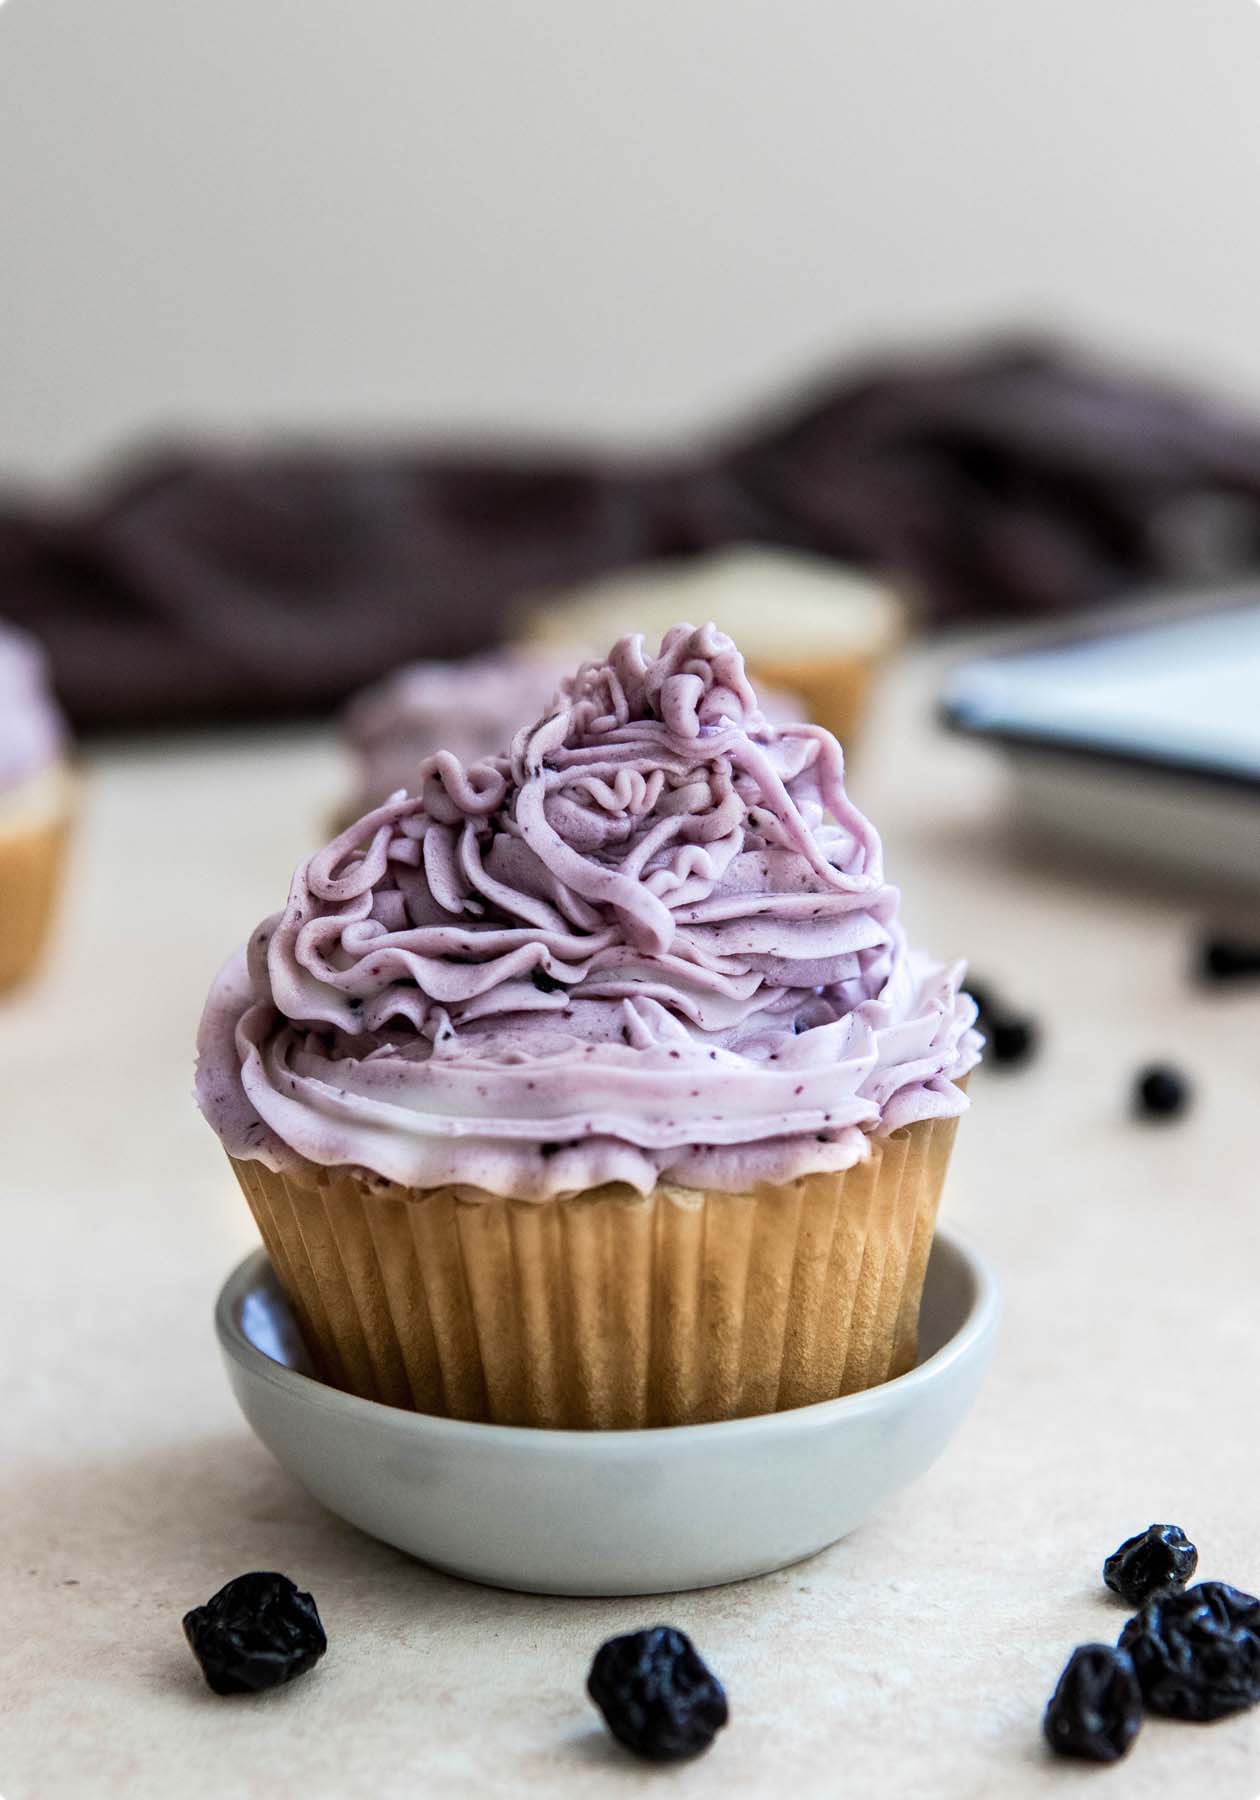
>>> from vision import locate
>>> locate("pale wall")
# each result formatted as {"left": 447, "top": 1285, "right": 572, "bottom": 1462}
{"left": 2, "top": 0, "right": 1258, "bottom": 481}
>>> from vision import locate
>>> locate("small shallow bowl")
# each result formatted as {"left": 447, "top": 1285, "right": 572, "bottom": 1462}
{"left": 216, "top": 1228, "right": 999, "bottom": 1596}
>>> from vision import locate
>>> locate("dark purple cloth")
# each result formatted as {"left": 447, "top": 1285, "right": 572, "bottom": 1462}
{"left": 5, "top": 341, "right": 1260, "bottom": 730}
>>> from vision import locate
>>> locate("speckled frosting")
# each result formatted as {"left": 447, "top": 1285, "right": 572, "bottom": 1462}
{"left": 198, "top": 625, "right": 979, "bottom": 1199}
{"left": 342, "top": 645, "right": 805, "bottom": 813}
{"left": 0, "top": 623, "right": 65, "bottom": 791}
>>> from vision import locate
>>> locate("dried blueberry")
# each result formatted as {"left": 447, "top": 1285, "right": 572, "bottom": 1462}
{"left": 1119, "top": 1581, "right": 1260, "bottom": 1721}
{"left": 964, "top": 981, "right": 996, "bottom": 1023}
{"left": 587, "top": 1626, "right": 728, "bottom": 1762}
{"left": 1104, "top": 1524, "right": 1198, "bottom": 1607}
{"left": 183, "top": 1571, "right": 327, "bottom": 1695}
{"left": 1134, "top": 1064, "right": 1190, "bottom": 1120}
{"left": 1196, "top": 932, "right": 1260, "bottom": 983}
{"left": 1043, "top": 1643, "right": 1143, "bottom": 1763}
{"left": 964, "top": 979, "right": 1038, "bottom": 1068}
{"left": 988, "top": 1015, "right": 1038, "bottom": 1068}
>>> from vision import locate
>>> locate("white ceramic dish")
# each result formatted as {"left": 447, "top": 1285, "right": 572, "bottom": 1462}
{"left": 943, "top": 595, "right": 1260, "bottom": 891}
{"left": 216, "top": 1228, "right": 999, "bottom": 1597}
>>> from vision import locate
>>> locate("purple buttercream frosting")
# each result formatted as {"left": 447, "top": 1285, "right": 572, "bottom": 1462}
{"left": 198, "top": 624, "right": 979, "bottom": 1199}
{"left": 0, "top": 622, "right": 65, "bottom": 790}
{"left": 342, "top": 644, "right": 805, "bottom": 814}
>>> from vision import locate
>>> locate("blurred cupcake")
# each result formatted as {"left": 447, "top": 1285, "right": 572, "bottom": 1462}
{"left": 0, "top": 623, "right": 73, "bottom": 991}
{"left": 341, "top": 643, "right": 806, "bottom": 817}
{"left": 197, "top": 624, "right": 977, "bottom": 1429}
{"left": 521, "top": 544, "right": 904, "bottom": 751}
{"left": 341, "top": 648, "right": 570, "bottom": 816}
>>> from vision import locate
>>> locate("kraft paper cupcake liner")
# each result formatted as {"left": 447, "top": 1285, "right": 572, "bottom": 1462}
{"left": 228, "top": 1101, "right": 963, "bottom": 1430}
{"left": 0, "top": 770, "right": 74, "bottom": 992}
{"left": 517, "top": 549, "right": 905, "bottom": 756}
{"left": 749, "top": 650, "right": 886, "bottom": 761}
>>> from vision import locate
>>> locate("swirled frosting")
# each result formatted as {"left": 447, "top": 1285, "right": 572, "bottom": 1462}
{"left": 342, "top": 645, "right": 806, "bottom": 814}
{"left": 0, "top": 622, "right": 65, "bottom": 791}
{"left": 198, "top": 624, "right": 979, "bottom": 1199}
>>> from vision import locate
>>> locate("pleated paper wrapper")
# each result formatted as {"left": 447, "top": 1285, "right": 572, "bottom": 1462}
{"left": 0, "top": 771, "right": 73, "bottom": 991}
{"left": 750, "top": 649, "right": 888, "bottom": 763}
{"left": 230, "top": 1096, "right": 964, "bottom": 1430}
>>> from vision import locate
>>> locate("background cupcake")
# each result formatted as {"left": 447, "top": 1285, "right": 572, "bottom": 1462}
{"left": 341, "top": 647, "right": 571, "bottom": 817}
{"left": 521, "top": 545, "right": 904, "bottom": 754}
{"left": 0, "top": 623, "right": 73, "bottom": 991}
{"left": 197, "top": 624, "right": 978, "bottom": 1429}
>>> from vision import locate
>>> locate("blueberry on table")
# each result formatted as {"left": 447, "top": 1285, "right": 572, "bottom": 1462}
{"left": 988, "top": 1015, "right": 1038, "bottom": 1068}
{"left": 964, "top": 979, "right": 1038, "bottom": 1068}
{"left": 1119, "top": 1581, "right": 1260, "bottom": 1721}
{"left": 183, "top": 1571, "right": 327, "bottom": 1696}
{"left": 587, "top": 1626, "right": 728, "bottom": 1762}
{"left": 1043, "top": 1643, "right": 1143, "bottom": 1763}
{"left": 1196, "top": 932, "right": 1260, "bottom": 983}
{"left": 1103, "top": 1524, "right": 1198, "bottom": 1607}
{"left": 1133, "top": 1065, "right": 1190, "bottom": 1120}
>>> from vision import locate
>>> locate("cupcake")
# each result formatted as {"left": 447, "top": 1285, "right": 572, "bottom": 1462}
{"left": 521, "top": 545, "right": 904, "bottom": 752}
{"left": 341, "top": 648, "right": 571, "bottom": 817}
{"left": 0, "top": 623, "right": 73, "bottom": 991}
{"left": 197, "top": 624, "right": 978, "bottom": 1429}
{"left": 341, "top": 644, "right": 806, "bottom": 817}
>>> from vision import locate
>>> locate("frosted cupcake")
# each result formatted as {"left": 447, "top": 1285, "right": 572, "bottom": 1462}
{"left": 0, "top": 624, "right": 73, "bottom": 991}
{"left": 197, "top": 624, "right": 978, "bottom": 1429}
{"left": 342, "top": 644, "right": 806, "bottom": 816}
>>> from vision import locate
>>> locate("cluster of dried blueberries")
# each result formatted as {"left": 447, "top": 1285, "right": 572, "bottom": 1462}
{"left": 975, "top": 930, "right": 1260, "bottom": 1116}
{"left": 183, "top": 1575, "right": 727, "bottom": 1764}
{"left": 1128, "top": 930, "right": 1260, "bottom": 1118}
{"left": 970, "top": 975, "right": 1199, "bottom": 1119}
{"left": 1044, "top": 1524, "right": 1260, "bottom": 1765}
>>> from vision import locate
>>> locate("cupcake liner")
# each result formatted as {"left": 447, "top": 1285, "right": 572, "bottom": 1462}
{"left": 228, "top": 1103, "right": 963, "bottom": 1430}
{"left": 750, "top": 651, "right": 886, "bottom": 757}
{"left": 0, "top": 769, "right": 74, "bottom": 992}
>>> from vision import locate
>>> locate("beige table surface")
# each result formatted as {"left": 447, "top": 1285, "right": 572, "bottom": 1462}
{"left": 3, "top": 640, "right": 1259, "bottom": 1800}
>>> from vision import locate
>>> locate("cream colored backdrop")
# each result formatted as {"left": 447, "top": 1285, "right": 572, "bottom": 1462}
{"left": 1, "top": 0, "right": 1258, "bottom": 480}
